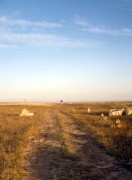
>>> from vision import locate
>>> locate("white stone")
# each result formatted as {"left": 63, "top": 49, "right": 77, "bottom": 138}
{"left": 20, "top": 109, "right": 34, "bottom": 117}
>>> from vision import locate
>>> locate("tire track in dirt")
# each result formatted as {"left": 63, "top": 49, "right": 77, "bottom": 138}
{"left": 58, "top": 110, "right": 132, "bottom": 180}
{"left": 24, "top": 109, "right": 131, "bottom": 180}
{"left": 23, "top": 110, "right": 63, "bottom": 179}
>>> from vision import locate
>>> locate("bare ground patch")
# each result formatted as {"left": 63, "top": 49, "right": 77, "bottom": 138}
{"left": 24, "top": 109, "right": 131, "bottom": 179}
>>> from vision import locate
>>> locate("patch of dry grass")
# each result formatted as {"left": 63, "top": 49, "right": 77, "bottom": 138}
{"left": 0, "top": 105, "right": 47, "bottom": 179}
{"left": 54, "top": 111, "right": 77, "bottom": 160}
{"left": 0, "top": 103, "right": 131, "bottom": 179}
{"left": 60, "top": 102, "right": 132, "bottom": 168}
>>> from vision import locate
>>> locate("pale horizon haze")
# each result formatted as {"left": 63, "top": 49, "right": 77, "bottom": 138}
{"left": 0, "top": 0, "right": 132, "bottom": 102}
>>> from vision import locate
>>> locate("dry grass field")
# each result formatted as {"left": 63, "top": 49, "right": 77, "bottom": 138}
{"left": 0, "top": 102, "right": 131, "bottom": 179}
{"left": 0, "top": 105, "right": 48, "bottom": 179}
{"left": 60, "top": 103, "right": 132, "bottom": 167}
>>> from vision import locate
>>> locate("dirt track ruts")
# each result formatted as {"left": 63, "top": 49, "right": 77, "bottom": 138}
{"left": 24, "top": 109, "right": 132, "bottom": 180}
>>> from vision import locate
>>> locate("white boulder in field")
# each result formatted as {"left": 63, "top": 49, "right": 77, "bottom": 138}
{"left": 20, "top": 109, "right": 34, "bottom": 116}
{"left": 126, "top": 108, "right": 132, "bottom": 115}
{"left": 101, "top": 113, "right": 104, "bottom": 117}
{"left": 109, "top": 109, "right": 124, "bottom": 116}
{"left": 88, "top": 108, "right": 91, "bottom": 113}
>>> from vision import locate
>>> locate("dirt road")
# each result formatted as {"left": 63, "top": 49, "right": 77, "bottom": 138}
{"left": 24, "top": 109, "right": 131, "bottom": 180}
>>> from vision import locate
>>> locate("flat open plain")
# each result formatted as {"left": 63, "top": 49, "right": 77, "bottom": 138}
{"left": 0, "top": 103, "right": 131, "bottom": 179}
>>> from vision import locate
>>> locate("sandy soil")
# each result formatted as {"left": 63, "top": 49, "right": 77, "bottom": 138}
{"left": 23, "top": 110, "right": 132, "bottom": 180}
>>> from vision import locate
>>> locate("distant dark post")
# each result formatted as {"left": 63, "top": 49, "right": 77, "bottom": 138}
{"left": 60, "top": 100, "right": 63, "bottom": 105}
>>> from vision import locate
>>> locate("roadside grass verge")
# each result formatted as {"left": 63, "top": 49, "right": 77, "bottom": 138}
{"left": 0, "top": 105, "right": 46, "bottom": 179}
{"left": 54, "top": 111, "right": 78, "bottom": 160}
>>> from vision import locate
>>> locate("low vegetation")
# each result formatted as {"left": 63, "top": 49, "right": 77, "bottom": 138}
{"left": 0, "top": 102, "right": 131, "bottom": 179}
{"left": 54, "top": 111, "right": 77, "bottom": 159}
{"left": 0, "top": 105, "right": 46, "bottom": 179}
{"left": 59, "top": 102, "right": 132, "bottom": 169}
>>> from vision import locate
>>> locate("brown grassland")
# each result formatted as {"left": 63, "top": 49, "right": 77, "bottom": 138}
{"left": 0, "top": 105, "right": 47, "bottom": 179}
{"left": 60, "top": 103, "right": 132, "bottom": 165}
{"left": 0, "top": 102, "right": 131, "bottom": 179}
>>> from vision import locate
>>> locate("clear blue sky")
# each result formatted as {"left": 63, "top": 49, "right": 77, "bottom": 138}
{"left": 0, "top": 0, "right": 132, "bottom": 102}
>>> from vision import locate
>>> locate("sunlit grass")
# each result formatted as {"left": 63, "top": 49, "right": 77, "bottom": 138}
{"left": 54, "top": 111, "right": 78, "bottom": 160}
{"left": 0, "top": 105, "right": 46, "bottom": 179}
{"left": 0, "top": 103, "right": 131, "bottom": 179}
{"left": 60, "top": 102, "right": 132, "bottom": 167}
